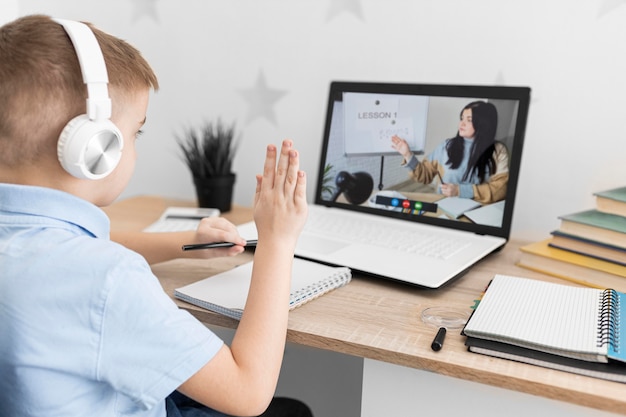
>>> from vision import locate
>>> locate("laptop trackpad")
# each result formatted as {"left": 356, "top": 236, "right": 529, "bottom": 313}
{"left": 297, "top": 235, "right": 349, "bottom": 255}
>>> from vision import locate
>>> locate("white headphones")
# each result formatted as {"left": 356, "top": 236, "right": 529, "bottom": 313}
{"left": 53, "top": 18, "right": 123, "bottom": 180}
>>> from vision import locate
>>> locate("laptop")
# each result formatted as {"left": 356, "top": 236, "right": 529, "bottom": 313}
{"left": 239, "top": 81, "right": 531, "bottom": 288}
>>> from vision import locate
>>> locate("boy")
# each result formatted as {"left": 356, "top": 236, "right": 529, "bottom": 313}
{"left": 0, "top": 14, "right": 309, "bottom": 417}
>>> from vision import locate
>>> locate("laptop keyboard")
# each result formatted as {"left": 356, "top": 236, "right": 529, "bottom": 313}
{"left": 305, "top": 212, "right": 471, "bottom": 260}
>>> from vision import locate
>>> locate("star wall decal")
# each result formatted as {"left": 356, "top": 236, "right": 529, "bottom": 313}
{"left": 327, "top": 0, "right": 364, "bottom": 22}
{"left": 130, "top": 0, "right": 160, "bottom": 23}
{"left": 598, "top": 0, "right": 626, "bottom": 17}
{"left": 239, "top": 71, "right": 288, "bottom": 126}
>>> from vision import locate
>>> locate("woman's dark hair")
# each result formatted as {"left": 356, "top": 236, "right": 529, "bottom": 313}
{"left": 445, "top": 101, "right": 498, "bottom": 182}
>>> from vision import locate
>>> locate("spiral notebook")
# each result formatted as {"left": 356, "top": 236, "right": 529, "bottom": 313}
{"left": 174, "top": 258, "right": 351, "bottom": 320}
{"left": 462, "top": 275, "right": 626, "bottom": 366}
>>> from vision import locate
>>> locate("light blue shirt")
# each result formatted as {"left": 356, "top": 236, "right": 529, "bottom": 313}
{"left": 406, "top": 138, "right": 484, "bottom": 198}
{"left": 0, "top": 184, "right": 223, "bottom": 417}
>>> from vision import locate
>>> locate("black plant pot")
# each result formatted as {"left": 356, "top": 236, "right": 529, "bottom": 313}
{"left": 193, "top": 173, "right": 236, "bottom": 212}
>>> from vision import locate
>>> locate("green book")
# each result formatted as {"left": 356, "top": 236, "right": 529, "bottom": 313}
{"left": 594, "top": 186, "right": 626, "bottom": 202}
{"left": 594, "top": 186, "right": 626, "bottom": 217}
{"left": 559, "top": 209, "right": 626, "bottom": 233}
{"left": 558, "top": 210, "right": 626, "bottom": 248}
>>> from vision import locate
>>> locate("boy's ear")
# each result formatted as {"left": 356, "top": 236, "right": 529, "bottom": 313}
{"left": 53, "top": 18, "right": 123, "bottom": 180}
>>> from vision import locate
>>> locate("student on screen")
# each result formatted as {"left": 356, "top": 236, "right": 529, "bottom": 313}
{"left": 390, "top": 100, "right": 509, "bottom": 204}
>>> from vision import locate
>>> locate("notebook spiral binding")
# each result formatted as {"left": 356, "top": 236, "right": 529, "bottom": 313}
{"left": 597, "top": 289, "right": 620, "bottom": 351}
{"left": 289, "top": 270, "right": 351, "bottom": 310}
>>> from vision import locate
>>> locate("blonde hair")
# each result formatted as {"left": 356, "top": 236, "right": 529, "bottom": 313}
{"left": 0, "top": 14, "right": 159, "bottom": 167}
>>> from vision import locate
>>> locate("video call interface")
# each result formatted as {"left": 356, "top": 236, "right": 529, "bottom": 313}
{"left": 317, "top": 89, "right": 523, "bottom": 229}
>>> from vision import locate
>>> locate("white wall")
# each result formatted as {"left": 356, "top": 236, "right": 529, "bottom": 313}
{"left": 1, "top": 0, "right": 18, "bottom": 25}
{"left": 13, "top": 0, "right": 626, "bottom": 241}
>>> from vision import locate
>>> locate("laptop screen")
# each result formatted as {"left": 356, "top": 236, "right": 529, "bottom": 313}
{"left": 314, "top": 81, "right": 531, "bottom": 239}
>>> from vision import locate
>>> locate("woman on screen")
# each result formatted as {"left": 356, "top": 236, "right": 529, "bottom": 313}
{"left": 390, "top": 100, "right": 508, "bottom": 204}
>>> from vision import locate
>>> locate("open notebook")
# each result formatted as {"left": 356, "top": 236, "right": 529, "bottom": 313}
{"left": 239, "top": 81, "right": 531, "bottom": 288}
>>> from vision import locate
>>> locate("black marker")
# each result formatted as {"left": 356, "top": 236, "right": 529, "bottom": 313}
{"left": 182, "top": 239, "right": 258, "bottom": 251}
{"left": 431, "top": 327, "right": 446, "bottom": 351}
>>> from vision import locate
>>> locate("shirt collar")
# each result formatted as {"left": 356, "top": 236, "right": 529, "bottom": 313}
{"left": 0, "top": 183, "right": 110, "bottom": 239}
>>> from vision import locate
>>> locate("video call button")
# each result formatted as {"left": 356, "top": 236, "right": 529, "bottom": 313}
{"left": 375, "top": 196, "right": 438, "bottom": 214}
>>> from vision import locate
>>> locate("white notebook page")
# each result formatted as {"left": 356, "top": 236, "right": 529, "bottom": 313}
{"left": 464, "top": 275, "right": 607, "bottom": 362}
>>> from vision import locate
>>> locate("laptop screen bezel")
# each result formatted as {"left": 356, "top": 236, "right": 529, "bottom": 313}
{"left": 313, "top": 81, "right": 531, "bottom": 240}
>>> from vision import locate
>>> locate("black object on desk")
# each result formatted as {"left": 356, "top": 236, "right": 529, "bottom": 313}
{"left": 421, "top": 306, "right": 470, "bottom": 352}
{"left": 431, "top": 327, "right": 447, "bottom": 351}
{"left": 182, "top": 239, "right": 258, "bottom": 251}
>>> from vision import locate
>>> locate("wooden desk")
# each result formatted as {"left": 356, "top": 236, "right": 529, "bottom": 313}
{"left": 105, "top": 195, "right": 253, "bottom": 233}
{"left": 104, "top": 196, "right": 625, "bottom": 416}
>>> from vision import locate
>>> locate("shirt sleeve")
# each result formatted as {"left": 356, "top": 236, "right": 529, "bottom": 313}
{"left": 96, "top": 255, "right": 223, "bottom": 411}
{"left": 403, "top": 154, "right": 419, "bottom": 170}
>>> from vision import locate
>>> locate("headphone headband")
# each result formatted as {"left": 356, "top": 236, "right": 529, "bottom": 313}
{"left": 52, "top": 18, "right": 111, "bottom": 121}
{"left": 53, "top": 17, "right": 123, "bottom": 180}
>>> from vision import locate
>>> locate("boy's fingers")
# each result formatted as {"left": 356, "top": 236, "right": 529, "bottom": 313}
{"left": 257, "top": 141, "right": 304, "bottom": 206}
{"left": 275, "top": 139, "right": 292, "bottom": 184}
{"left": 295, "top": 170, "right": 307, "bottom": 202}
{"left": 284, "top": 149, "right": 300, "bottom": 195}
{"left": 261, "top": 144, "right": 277, "bottom": 190}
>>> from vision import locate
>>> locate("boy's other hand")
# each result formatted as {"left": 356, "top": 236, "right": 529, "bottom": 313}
{"left": 186, "top": 217, "right": 247, "bottom": 259}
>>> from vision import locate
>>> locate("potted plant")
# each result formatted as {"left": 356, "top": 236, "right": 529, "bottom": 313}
{"left": 177, "top": 119, "right": 239, "bottom": 212}
{"left": 321, "top": 163, "right": 335, "bottom": 201}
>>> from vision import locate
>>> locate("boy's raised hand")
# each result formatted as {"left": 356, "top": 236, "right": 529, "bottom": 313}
{"left": 253, "top": 140, "right": 308, "bottom": 249}
{"left": 178, "top": 140, "right": 307, "bottom": 415}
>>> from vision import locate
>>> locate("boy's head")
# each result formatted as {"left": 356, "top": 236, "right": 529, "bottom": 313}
{"left": 0, "top": 15, "right": 159, "bottom": 204}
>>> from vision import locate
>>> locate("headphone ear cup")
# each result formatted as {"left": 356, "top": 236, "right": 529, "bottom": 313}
{"left": 57, "top": 114, "right": 124, "bottom": 180}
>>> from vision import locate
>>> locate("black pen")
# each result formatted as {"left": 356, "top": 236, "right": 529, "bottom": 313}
{"left": 182, "top": 239, "right": 258, "bottom": 251}
{"left": 431, "top": 327, "right": 447, "bottom": 351}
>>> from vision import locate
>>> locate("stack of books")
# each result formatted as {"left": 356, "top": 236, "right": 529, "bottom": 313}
{"left": 517, "top": 186, "right": 626, "bottom": 289}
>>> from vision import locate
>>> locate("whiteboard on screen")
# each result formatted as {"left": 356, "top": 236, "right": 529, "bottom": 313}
{"left": 343, "top": 92, "right": 429, "bottom": 156}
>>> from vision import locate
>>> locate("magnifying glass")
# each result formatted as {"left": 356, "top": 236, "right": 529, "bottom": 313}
{"left": 421, "top": 307, "right": 470, "bottom": 351}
